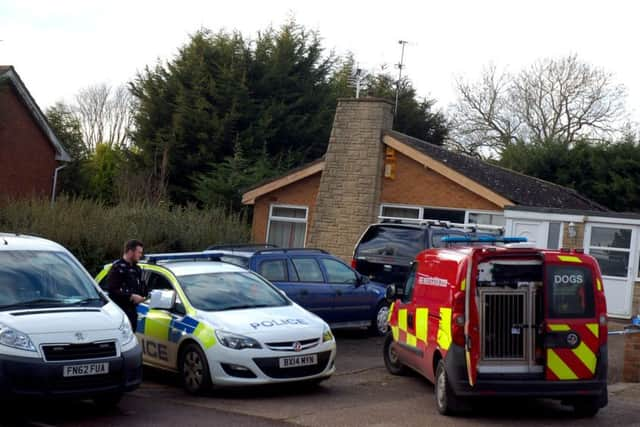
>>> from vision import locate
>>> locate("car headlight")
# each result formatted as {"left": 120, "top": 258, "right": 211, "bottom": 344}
{"left": 215, "top": 330, "right": 261, "bottom": 350}
{"left": 119, "top": 316, "right": 135, "bottom": 346}
{"left": 322, "top": 326, "right": 334, "bottom": 343}
{"left": 0, "top": 323, "right": 36, "bottom": 352}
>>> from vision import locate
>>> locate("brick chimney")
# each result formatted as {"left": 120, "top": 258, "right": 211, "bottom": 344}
{"left": 307, "top": 98, "right": 393, "bottom": 260}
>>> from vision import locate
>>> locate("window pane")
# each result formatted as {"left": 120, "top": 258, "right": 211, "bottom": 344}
{"left": 147, "top": 273, "right": 173, "bottom": 291}
{"left": 258, "top": 260, "right": 288, "bottom": 282}
{"left": 423, "top": 208, "right": 465, "bottom": 222}
{"left": 272, "top": 206, "right": 306, "bottom": 219}
{"left": 491, "top": 215, "right": 505, "bottom": 227}
{"left": 268, "top": 221, "right": 306, "bottom": 247}
{"left": 402, "top": 264, "right": 417, "bottom": 302}
{"left": 589, "top": 249, "right": 629, "bottom": 277}
{"left": 590, "top": 227, "right": 631, "bottom": 249}
{"left": 468, "top": 213, "right": 491, "bottom": 224}
{"left": 292, "top": 258, "right": 324, "bottom": 282}
{"left": 320, "top": 259, "right": 357, "bottom": 284}
{"left": 355, "top": 225, "right": 425, "bottom": 259}
{"left": 381, "top": 206, "right": 420, "bottom": 219}
{"left": 547, "top": 222, "right": 561, "bottom": 249}
{"left": 546, "top": 265, "right": 595, "bottom": 318}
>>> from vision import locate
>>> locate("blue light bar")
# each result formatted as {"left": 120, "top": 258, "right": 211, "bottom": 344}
{"left": 440, "top": 236, "right": 528, "bottom": 244}
{"left": 144, "top": 252, "right": 223, "bottom": 264}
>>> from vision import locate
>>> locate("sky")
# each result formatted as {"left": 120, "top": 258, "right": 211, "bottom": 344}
{"left": 1, "top": 0, "right": 639, "bottom": 122}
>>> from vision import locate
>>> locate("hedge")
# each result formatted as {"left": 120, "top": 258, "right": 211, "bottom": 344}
{"left": 0, "top": 197, "right": 250, "bottom": 274}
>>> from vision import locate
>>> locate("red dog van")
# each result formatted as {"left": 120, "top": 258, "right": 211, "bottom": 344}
{"left": 384, "top": 237, "right": 608, "bottom": 417}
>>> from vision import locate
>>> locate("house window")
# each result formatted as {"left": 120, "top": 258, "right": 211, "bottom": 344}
{"left": 588, "top": 226, "right": 632, "bottom": 278}
{"left": 267, "top": 205, "right": 308, "bottom": 248}
{"left": 422, "top": 207, "right": 465, "bottom": 223}
{"left": 546, "top": 222, "right": 563, "bottom": 250}
{"left": 380, "top": 205, "right": 421, "bottom": 219}
{"left": 467, "top": 212, "right": 506, "bottom": 227}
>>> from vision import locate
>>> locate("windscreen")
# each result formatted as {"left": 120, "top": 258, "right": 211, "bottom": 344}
{"left": 546, "top": 265, "right": 595, "bottom": 318}
{"left": 0, "top": 251, "right": 102, "bottom": 310}
{"left": 356, "top": 226, "right": 425, "bottom": 259}
{"left": 178, "top": 271, "right": 290, "bottom": 311}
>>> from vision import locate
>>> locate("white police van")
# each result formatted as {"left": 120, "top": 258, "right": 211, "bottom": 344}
{"left": 0, "top": 233, "right": 142, "bottom": 406}
{"left": 96, "top": 253, "right": 337, "bottom": 394}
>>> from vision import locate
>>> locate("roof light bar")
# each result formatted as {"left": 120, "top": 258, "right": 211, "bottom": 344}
{"left": 440, "top": 236, "right": 528, "bottom": 244}
{"left": 144, "top": 252, "right": 224, "bottom": 264}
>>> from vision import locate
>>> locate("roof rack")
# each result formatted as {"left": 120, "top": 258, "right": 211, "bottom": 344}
{"left": 252, "top": 248, "right": 329, "bottom": 255}
{"left": 440, "top": 236, "right": 527, "bottom": 244}
{"left": 377, "top": 216, "right": 504, "bottom": 232}
{"left": 144, "top": 252, "right": 224, "bottom": 264}
{"left": 205, "top": 243, "right": 278, "bottom": 252}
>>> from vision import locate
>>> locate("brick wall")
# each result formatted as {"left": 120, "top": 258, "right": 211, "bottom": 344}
{"left": 251, "top": 173, "right": 321, "bottom": 244}
{"left": 0, "top": 85, "right": 58, "bottom": 198}
{"left": 307, "top": 98, "right": 393, "bottom": 260}
{"left": 380, "top": 152, "right": 502, "bottom": 211}
{"left": 561, "top": 221, "right": 586, "bottom": 249}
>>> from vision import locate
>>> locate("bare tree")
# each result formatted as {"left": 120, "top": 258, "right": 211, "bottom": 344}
{"left": 74, "top": 83, "right": 134, "bottom": 151}
{"left": 448, "top": 55, "right": 627, "bottom": 157}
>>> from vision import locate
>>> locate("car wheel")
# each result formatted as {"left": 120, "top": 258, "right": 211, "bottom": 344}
{"left": 435, "top": 359, "right": 465, "bottom": 416}
{"left": 180, "top": 343, "right": 212, "bottom": 395}
{"left": 572, "top": 397, "right": 600, "bottom": 418}
{"left": 383, "top": 333, "right": 407, "bottom": 375}
{"left": 93, "top": 392, "right": 123, "bottom": 410}
{"left": 370, "top": 303, "right": 390, "bottom": 336}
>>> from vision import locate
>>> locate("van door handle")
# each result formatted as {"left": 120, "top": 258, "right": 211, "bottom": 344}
{"left": 300, "top": 290, "right": 309, "bottom": 296}
{"left": 408, "top": 313, "right": 415, "bottom": 328}
{"left": 336, "top": 290, "right": 343, "bottom": 296}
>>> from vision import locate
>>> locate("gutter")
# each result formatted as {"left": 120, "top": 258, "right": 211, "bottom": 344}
{"left": 51, "top": 164, "right": 67, "bottom": 205}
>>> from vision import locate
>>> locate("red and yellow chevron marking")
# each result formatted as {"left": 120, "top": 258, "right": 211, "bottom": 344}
{"left": 392, "top": 307, "right": 429, "bottom": 350}
{"left": 546, "top": 323, "right": 599, "bottom": 381}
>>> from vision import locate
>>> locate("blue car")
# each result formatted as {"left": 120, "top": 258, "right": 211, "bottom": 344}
{"left": 205, "top": 246, "right": 390, "bottom": 335}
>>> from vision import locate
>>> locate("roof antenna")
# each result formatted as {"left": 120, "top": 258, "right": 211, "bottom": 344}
{"left": 2, "top": 237, "right": 7, "bottom": 245}
{"left": 394, "top": 40, "right": 409, "bottom": 116}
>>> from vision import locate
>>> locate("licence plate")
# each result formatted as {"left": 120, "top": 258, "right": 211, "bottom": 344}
{"left": 278, "top": 354, "right": 318, "bottom": 369}
{"left": 63, "top": 363, "right": 109, "bottom": 377}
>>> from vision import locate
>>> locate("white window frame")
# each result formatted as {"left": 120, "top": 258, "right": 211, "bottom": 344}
{"left": 584, "top": 223, "right": 634, "bottom": 280}
{"left": 465, "top": 209, "right": 506, "bottom": 226}
{"left": 266, "top": 204, "right": 309, "bottom": 248}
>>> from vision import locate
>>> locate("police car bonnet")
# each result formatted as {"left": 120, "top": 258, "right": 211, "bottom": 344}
{"left": 198, "top": 305, "right": 325, "bottom": 335}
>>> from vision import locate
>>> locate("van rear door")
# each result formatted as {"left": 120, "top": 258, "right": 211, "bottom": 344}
{"left": 544, "top": 260, "right": 600, "bottom": 381}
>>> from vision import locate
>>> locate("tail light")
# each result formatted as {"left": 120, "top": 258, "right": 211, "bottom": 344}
{"left": 595, "top": 276, "right": 607, "bottom": 345}
{"left": 452, "top": 291, "right": 465, "bottom": 347}
{"left": 351, "top": 258, "right": 357, "bottom": 269}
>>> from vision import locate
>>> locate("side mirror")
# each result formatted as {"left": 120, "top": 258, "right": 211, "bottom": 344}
{"left": 149, "top": 289, "right": 176, "bottom": 310}
{"left": 356, "top": 275, "right": 370, "bottom": 286}
{"left": 385, "top": 284, "right": 397, "bottom": 301}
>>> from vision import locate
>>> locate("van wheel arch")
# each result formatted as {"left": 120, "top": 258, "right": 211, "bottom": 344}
{"left": 432, "top": 350, "right": 443, "bottom": 380}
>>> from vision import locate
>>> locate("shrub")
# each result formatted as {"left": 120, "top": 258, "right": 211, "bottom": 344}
{"left": 0, "top": 197, "right": 250, "bottom": 274}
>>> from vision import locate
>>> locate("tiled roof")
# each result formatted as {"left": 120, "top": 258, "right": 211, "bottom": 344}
{"left": 385, "top": 130, "right": 608, "bottom": 211}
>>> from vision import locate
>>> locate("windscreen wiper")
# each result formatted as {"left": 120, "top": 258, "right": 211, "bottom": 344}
{"left": 71, "top": 297, "right": 106, "bottom": 306}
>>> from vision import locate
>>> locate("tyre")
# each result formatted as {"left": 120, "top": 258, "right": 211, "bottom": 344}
{"left": 572, "top": 397, "right": 600, "bottom": 418}
{"left": 383, "top": 333, "right": 407, "bottom": 375}
{"left": 370, "top": 303, "right": 390, "bottom": 336}
{"left": 180, "top": 343, "right": 212, "bottom": 395}
{"left": 435, "top": 359, "right": 465, "bottom": 416}
{"left": 93, "top": 392, "right": 123, "bottom": 410}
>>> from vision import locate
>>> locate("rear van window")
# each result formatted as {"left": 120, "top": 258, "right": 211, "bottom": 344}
{"left": 356, "top": 226, "right": 425, "bottom": 258}
{"left": 546, "top": 265, "right": 595, "bottom": 318}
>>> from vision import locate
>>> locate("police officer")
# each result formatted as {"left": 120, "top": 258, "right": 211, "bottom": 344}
{"left": 107, "top": 240, "right": 147, "bottom": 329}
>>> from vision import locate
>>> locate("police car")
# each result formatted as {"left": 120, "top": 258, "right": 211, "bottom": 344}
{"left": 0, "top": 233, "right": 142, "bottom": 406}
{"left": 96, "top": 253, "right": 336, "bottom": 394}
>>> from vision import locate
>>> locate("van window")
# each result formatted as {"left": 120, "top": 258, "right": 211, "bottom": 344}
{"left": 402, "top": 264, "right": 418, "bottom": 303}
{"left": 546, "top": 265, "right": 595, "bottom": 318}
{"left": 0, "top": 251, "right": 102, "bottom": 310}
{"left": 356, "top": 226, "right": 425, "bottom": 259}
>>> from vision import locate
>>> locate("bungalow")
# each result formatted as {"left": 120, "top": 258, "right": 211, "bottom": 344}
{"left": 242, "top": 97, "right": 638, "bottom": 318}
